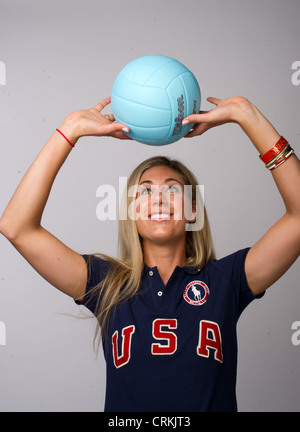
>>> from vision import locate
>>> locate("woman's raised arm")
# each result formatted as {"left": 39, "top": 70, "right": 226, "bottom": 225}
{"left": 183, "top": 97, "right": 300, "bottom": 296}
{"left": 0, "top": 98, "right": 129, "bottom": 300}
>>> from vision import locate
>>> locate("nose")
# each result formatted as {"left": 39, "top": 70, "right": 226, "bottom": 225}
{"left": 151, "top": 187, "right": 167, "bottom": 206}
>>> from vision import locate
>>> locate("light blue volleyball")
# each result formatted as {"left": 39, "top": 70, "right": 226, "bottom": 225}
{"left": 111, "top": 55, "right": 201, "bottom": 146}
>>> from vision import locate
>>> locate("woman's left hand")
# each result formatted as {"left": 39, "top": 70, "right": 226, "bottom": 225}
{"left": 183, "top": 96, "right": 253, "bottom": 137}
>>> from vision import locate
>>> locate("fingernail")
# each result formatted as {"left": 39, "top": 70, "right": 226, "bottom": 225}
{"left": 122, "top": 127, "right": 129, "bottom": 133}
{"left": 182, "top": 120, "right": 189, "bottom": 125}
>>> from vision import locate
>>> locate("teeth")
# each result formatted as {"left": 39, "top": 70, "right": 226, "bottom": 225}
{"left": 151, "top": 213, "right": 170, "bottom": 220}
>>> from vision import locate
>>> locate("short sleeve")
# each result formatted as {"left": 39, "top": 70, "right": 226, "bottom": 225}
{"left": 74, "top": 254, "right": 111, "bottom": 315}
{"left": 216, "top": 247, "right": 265, "bottom": 317}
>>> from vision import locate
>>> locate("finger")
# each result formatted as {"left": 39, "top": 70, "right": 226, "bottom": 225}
{"left": 207, "top": 97, "right": 221, "bottom": 106}
{"left": 182, "top": 111, "right": 212, "bottom": 125}
{"left": 114, "top": 131, "right": 133, "bottom": 140}
{"left": 184, "top": 123, "right": 211, "bottom": 138}
{"left": 99, "top": 122, "right": 132, "bottom": 140}
{"left": 93, "top": 97, "right": 111, "bottom": 112}
{"left": 98, "top": 122, "right": 130, "bottom": 135}
{"left": 104, "top": 114, "right": 115, "bottom": 122}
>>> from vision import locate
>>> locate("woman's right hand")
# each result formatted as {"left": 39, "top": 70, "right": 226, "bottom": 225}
{"left": 59, "top": 97, "right": 130, "bottom": 143}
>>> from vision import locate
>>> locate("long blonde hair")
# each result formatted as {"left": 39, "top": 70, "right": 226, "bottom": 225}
{"left": 85, "top": 156, "right": 215, "bottom": 346}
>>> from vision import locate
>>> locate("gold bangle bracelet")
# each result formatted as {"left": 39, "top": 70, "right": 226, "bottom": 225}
{"left": 265, "top": 144, "right": 292, "bottom": 169}
{"left": 267, "top": 148, "right": 294, "bottom": 170}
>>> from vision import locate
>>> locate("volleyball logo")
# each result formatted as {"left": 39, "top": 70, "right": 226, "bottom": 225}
{"left": 111, "top": 55, "right": 201, "bottom": 146}
{"left": 183, "top": 281, "right": 210, "bottom": 306}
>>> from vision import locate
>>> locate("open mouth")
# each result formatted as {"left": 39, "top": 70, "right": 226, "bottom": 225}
{"left": 149, "top": 212, "right": 172, "bottom": 221}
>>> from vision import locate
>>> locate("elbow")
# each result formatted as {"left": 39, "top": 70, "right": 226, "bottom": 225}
{"left": 0, "top": 215, "right": 41, "bottom": 243}
{"left": 0, "top": 216, "right": 20, "bottom": 242}
{"left": 284, "top": 212, "right": 300, "bottom": 251}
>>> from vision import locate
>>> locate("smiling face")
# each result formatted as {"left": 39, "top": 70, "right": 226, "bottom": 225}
{"left": 135, "top": 165, "right": 191, "bottom": 247}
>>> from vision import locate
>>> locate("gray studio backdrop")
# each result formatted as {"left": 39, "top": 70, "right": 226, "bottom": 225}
{"left": 0, "top": 0, "right": 299, "bottom": 412}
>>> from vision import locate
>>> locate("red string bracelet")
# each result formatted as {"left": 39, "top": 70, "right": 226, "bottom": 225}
{"left": 56, "top": 128, "right": 75, "bottom": 148}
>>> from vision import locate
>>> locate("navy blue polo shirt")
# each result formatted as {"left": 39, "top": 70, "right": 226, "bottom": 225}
{"left": 76, "top": 247, "right": 263, "bottom": 412}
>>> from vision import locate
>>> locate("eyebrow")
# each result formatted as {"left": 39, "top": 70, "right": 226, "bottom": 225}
{"left": 139, "top": 177, "right": 184, "bottom": 186}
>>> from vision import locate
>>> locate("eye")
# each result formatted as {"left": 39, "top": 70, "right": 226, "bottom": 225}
{"left": 167, "top": 184, "right": 181, "bottom": 193}
{"left": 139, "top": 186, "right": 152, "bottom": 195}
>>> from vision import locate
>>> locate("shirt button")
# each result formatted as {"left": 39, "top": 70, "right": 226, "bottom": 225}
{"left": 157, "top": 291, "right": 163, "bottom": 296}
{"left": 149, "top": 270, "right": 154, "bottom": 276}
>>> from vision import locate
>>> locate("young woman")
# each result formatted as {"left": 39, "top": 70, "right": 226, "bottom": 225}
{"left": 0, "top": 96, "right": 299, "bottom": 412}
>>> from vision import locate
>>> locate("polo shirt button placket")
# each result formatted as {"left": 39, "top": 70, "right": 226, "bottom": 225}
{"left": 148, "top": 269, "right": 164, "bottom": 298}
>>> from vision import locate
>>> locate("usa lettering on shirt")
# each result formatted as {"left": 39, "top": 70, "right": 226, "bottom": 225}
{"left": 112, "top": 318, "right": 223, "bottom": 368}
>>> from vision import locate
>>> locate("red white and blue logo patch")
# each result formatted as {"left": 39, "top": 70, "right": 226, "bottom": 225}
{"left": 183, "top": 280, "right": 210, "bottom": 306}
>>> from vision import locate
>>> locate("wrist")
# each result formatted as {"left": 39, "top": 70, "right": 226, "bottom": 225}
{"left": 234, "top": 100, "right": 281, "bottom": 155}
{"left": 58, "top": 114, "right": 82, "bottom": 145}
{"left": 231, "top": 98, "right": 257, "bottom": 125}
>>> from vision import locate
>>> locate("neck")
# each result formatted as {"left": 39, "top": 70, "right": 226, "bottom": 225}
{"left": 143, "top": 239, "right": 186, "bottom": 285}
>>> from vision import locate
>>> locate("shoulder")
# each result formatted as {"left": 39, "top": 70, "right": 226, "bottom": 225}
{"left": 207, "top": 248, "right": 251, "bottom": 279}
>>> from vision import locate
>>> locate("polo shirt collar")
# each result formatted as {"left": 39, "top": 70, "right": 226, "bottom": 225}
{"left": 143, "top": 263, "right": 204, "bottom": 276}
